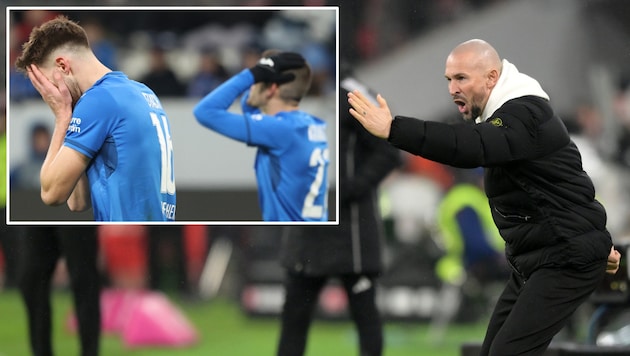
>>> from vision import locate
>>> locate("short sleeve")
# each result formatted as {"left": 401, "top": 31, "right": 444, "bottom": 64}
{"left": 64, "top": 89, "right": 114, "bottom": 159}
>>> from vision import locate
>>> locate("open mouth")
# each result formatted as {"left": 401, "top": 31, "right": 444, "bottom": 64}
{"left": 454, "top": 99, "right": 467, "bottom": 114}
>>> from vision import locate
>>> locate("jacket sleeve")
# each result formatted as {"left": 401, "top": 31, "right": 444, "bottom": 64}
{"left": 193, "top": 69, "right": 254, "bottom": 143}
{"left": 387, "top": 97, "right": 569, "bottom": 168}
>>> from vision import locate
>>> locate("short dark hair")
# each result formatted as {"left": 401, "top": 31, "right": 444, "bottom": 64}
{"left": 279, "top": 63, "right": 312, "bottom": 103}
{"left": 261, "top": 49, "right": 312, "bottom": 103}
{"left": 15, "top": 15, "right": 90, "bottom": 73}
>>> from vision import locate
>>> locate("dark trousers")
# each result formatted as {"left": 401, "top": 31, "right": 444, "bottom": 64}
{"left": 18, "top": 226, "right": 101, "bottom": 356}
{"left": 277, "top": 271, "right": 383, "bottom": 356}
{"left": 147, "top": 226, "right": 188, "bottom": 294}
{"left": 480, "top": 261, "right": 607, "bottom": 356}
{"left": 0, "top": 208, "right": 19, "bottom": 288}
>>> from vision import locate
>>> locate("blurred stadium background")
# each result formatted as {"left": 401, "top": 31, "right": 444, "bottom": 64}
{"left": 2, "top": 0, "right": 630, "bottom": 355}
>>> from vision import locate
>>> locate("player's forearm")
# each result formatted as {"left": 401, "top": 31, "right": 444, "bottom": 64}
{"left": 67, "top": 173, "right": 91, "bottom": 212}
{"left": 193, "top": 69, "right": 253, "bottom": 126}
{"left": 40, "top": 121, "right": 73, "bottom": 205}
{"left": 193, "top": 69, "right": 254, "bottom": 142}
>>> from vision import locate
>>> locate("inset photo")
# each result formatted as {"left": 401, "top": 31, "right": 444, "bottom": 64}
{"left": 7, "top": 6, "right": 338, "bottom": 224}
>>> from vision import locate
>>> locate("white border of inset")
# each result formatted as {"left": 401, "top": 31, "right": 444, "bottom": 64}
{"left": 5, "top": 5, "right": 339, "bottom": 225}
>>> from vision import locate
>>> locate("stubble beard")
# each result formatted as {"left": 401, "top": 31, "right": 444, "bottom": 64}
{"left": 461, "top": 104, "right": 482, "bottom": 122}
{"left": 470, "top": 105, "right": 482, "bottom": 121}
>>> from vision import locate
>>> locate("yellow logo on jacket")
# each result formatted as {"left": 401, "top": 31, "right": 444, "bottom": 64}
{"left": 490, "top": 118, "right": 503, "bottom": 127}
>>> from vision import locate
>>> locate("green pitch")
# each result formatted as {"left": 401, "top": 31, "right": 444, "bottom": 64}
{"left": 0, "top": 290, "right": 487, "bottom": 356}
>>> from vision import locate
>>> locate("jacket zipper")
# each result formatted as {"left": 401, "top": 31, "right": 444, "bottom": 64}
{"left": 347, "top": 133, "right": 361, "bottom": 273}
{"left": 494, "top": 207, "right": 531, "bottom": 222}
{"left": 506, "top": 258, "right": 527, "bottom": 284}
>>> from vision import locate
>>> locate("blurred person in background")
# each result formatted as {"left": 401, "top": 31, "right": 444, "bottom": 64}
{"left": 10, "top": 123, "right": 51, "bottom": 190}
{"left": 138, "top": 46, "right": 186, "bottom": 97}
{"left": 81, "top": 16, "right": 118, "bottom": 71}
{"left": 193, "top": 50, "right": 329, "bottom": 221}
{"left": 14, "top": 15, "right": 176, "bottom": 221}
{"left": 348, "top": 38, "right": 621, "bottom": 356}
{"left": 436, "top": 167, "right": 507, "bottom": 288}
{"left": 567, "top": 102, "right": 630, "bottom": 238}
{"left": 0, "top": 93, "right": 17, "bottom": 290}
{"left": 276, "top": 73, "right": 402, "bottom": 356}
{"left": 17, "top": 225, "right": 101, "bottom": 356}
{"left": 613, "top": 74, "right": 630, "bottom": 170}
{"left": 434, "top": 167, "right": 509, "bottom": 324}
{"left": 186, "top": 47, "right": 229, "bottom": 98}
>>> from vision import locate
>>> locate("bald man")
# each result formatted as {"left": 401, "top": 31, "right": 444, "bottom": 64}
{"left": 348, "top": 39, "right": 621, "bottom": 355}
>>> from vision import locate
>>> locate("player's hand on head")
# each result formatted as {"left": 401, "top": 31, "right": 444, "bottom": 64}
{"left": 250, "top": 52, "right": 306, "bottom": 85}
{"left": 27, "top": 64, "right": 73, "bottom": 120}
{"left": 272, "top": 52, "right": 306, "bottom": 71}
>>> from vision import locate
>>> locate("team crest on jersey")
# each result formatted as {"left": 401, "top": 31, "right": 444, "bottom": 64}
{"left": 251, "top": 113, "right": 264, "bottom": 121}
{"left": 490, "top": 118, "right": 503, "bottom": 127}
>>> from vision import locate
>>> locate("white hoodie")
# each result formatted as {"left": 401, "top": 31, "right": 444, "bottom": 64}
{"left": 476, "top": 59, "right": 550, "bottom": 123}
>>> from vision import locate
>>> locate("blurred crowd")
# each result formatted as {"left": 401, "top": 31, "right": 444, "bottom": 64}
{"left": 5, "top": 1, "right": 511, "bottom": 102}
{"left": 8, "top": 8, "right": 336, "bottom": 101}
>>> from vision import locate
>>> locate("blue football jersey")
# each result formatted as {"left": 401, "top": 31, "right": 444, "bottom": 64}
{"left": 64, "top": 71, "right": 176, "bottom": 221}
{"left": 194, "top": 69, "right": 329, "bottom": 221}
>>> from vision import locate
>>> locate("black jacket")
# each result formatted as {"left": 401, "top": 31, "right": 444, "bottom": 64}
{"left": 389, "top": 96, "right": 612, "bottom": 278}
{"left": 279, "top": 81, "right": 402, "bottom": 276}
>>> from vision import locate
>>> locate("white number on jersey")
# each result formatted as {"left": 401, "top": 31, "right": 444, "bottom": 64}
{"left": 150, "top": 112, "right": 176, "bottom": 195}
{"left": 302, "top": 147, "right": 329, "bottom": 219}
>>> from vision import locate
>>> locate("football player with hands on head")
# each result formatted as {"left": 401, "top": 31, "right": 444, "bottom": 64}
{"left": 194, "top": 50, "right": 329, "bottom": 221}
{"left": 15, "top": 15, "right": 176, "bottom": 221}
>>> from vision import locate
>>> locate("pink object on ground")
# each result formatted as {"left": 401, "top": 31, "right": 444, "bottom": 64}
{"left": 121, "top": 291, "right": 199, "bottom": 348}
{"left": 101, "top": 288, "right": 144, "bottom": 333}
{"left": 66, "top": 289, "right": 198, "bottom": 348}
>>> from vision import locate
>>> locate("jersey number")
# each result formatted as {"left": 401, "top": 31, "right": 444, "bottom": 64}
{"left": 302, "top": 147, "right": 329, "bottom": 219}
{"left": 150, "top": 112, "right": 176, "bottom": 195}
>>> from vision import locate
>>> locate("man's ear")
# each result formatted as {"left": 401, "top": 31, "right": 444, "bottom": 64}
{"left": 266, "top": 83, "right": 279, "bottom": 99}
{"left": 55, "top": 57, "right": 70, "bottom": 74}
{"left": 487, "top": 69, "right": 499, "bottom": 89}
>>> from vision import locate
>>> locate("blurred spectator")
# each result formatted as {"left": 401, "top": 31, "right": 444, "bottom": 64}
{"left": 613, "top": 74, "right": 630, "bottom": 169}
{"left": 10, "top": 122, "right": 51, "bottom": 190}
{"left": 431, "top": 167, "right": 508, "bottom": 326}
{"left": 82, "top": 17, "right": 118, "bottom": 71}
{"left": 137, "top": 46, "right": 186, "bottom": 97}
{"left": 186, "top": 48, "right": 229, "bottom": 98}
{"left": 9, "top": 68, "right": 39, "bottom": 102}
{"left": 148, "top": 226, "right": 190, "bottom": 296}
{"left": 301, "top": 42, "right": 334, "bottom": 96}
{"left": 260, "top": 9, "right": 335, "bottom": 96}
{"left": 435, "top": 168, "right": 507, "bottom": 287}
{"left": 405, "top": 154, "right": 454, "bottom": 192}
{"left": 17, "top": 226, "right": 101, "bottom": 356}
{"left": 568, "top": 102, "right": 630, "bottom": 237}
{"left": 240, "top": 45, "right": 262, "bottom": 71}
{"left": 0, "top": 92, "right": 17, "bottom": 290}
{"left": 276, "top": 75, "right": 402, "bottom": 356}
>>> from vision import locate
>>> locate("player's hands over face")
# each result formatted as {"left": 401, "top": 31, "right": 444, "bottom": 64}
{"left": 347, "top": 90, "right": 392, "bottom": 139}
{"left": 607, "top": 246, "right": 621, "bottom": 274}
{"left": 27, "top": 64, "right": 73, "bottom": 124}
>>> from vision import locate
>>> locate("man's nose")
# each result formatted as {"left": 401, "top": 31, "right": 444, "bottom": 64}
{"left": 448, "top": 81, "right": 459, "bottom": 96}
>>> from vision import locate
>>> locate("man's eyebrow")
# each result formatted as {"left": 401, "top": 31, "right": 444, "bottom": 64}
{"left": 445, "top": 72, "right": 466, "bottom": 79}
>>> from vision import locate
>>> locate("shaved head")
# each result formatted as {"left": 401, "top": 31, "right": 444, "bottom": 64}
{"left": 448, "top": 39, "right": 502, "bottom": 75}
{"left": 444, "top": 39, "right": 503, "bottom": 120}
